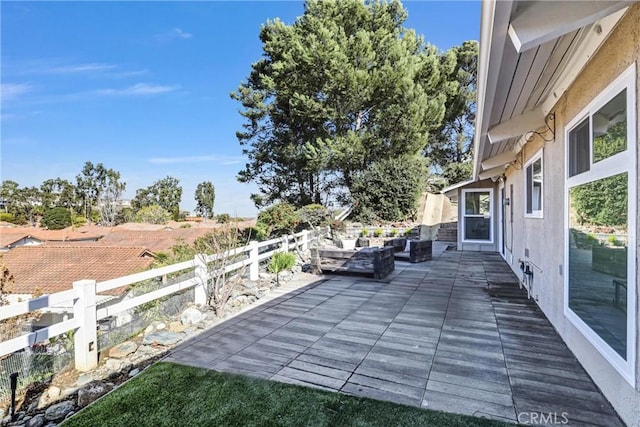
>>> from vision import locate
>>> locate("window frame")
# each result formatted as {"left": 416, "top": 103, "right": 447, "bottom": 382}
{"left": 461, "top": 188, "right": 494, "bottom": 244}
{"left": 563, "top": 63, "right": 637, "bottom": 385}
{"left": 524, "top": 149, "right": 544, "bottom": 218}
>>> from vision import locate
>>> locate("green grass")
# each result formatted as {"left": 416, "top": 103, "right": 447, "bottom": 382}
{"left": 63, "top": 362, "right": 511, "bottom": 427}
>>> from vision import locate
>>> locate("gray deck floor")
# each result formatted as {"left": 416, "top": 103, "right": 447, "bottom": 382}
{"left": 166, "top": 245, "right": 624, "bottom": 426}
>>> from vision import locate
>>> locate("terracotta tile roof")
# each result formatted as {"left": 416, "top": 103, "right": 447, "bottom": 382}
{"left": 96, "top": 228, "right": 218, "bottom": 252}
{"left": 1, "top": 246, "right": 155, "bottom": 296}
{"left": 0, "top": 227, "right": 104, "bottom": 247}
{"left": 0, "top": 231, "right": 37, "bottom": 248}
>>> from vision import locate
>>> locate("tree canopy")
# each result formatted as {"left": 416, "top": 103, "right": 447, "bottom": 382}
{"left": 194, "top": 181, "right": 215, "bottom": 219}
{"left": 132, "top": 176, "right": 182, "bottom": 221}
{"left": 232, "top": 0, "right": 456, "bottom": 208}
{"left": 425, "top": 40, "right": 478, "bottom": 188}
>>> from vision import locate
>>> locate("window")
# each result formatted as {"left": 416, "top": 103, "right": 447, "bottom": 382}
{"left": 568, "top": 118, "right": 589, "bottom": 177}
{"left": 565, "top": 64, "right": 636, "bottom": 384}
{"left": 462, "top": 189, "right": 492, "bottom": 242}
{"left": 525, "top": 151, "right": 543, "bottom": 217}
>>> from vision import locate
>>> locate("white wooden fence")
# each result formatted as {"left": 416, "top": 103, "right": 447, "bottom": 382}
{"left": 0, "top": 229, "right": 318, "bottom": 372}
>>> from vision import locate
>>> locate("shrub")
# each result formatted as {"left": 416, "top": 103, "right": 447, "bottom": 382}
{"left": 390, "top": 229, "right": 399, "bottom": 237}
{"left": 242, "top": 223, "right": 269, "bottom": 241}
{"left": 257, "top": 202, "right": 300, "bottom": 237}
{"left": 41, "top": 207, "right": 71, "bottom": 230}
{"left": 134, "top": 205, "right": 171, "bottom": 224}
{"left": 298, "top": 204, "right": 331, "bottom": 229}
{"left": 216, "top": 213, "right": 231, "bottom": 223}
{"left": 268, "top": 252, "right": 297, "bottom": 284}
{"left": 360, "top": 228, "right": 369, "bottom": 237}
{"left": 0, "top": 213, "right": 15, "bottom": 223}
{"left": 404, "top": 228, "right": 413, "bottom": 236}
{"left": 373, "top": 228, "right": 383, "bottom": 237}
{"left": 180, "top": 223, "right": 192, "bottom": 229}
{"left": 350, "top": 155, "right": 428, "bottom": 222}
{"left": 72, "top": 214, "right": 87, "bottom": 228}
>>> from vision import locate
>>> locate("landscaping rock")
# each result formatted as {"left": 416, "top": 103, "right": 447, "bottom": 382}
{"left": 279, "top": 271, "right": 293, "bottom": 282}
{"left": 1, "top": 415, "right": 11, "bottom": 427}
{"left": 168, "top": 321, "right": 187, "bottom": 332}
{"left": 47, "top": 387, "right": 60, "bottom": 400}
{"left": 75, "top": 374, "right": 93, "bottom": 387}
{"left": 77, "top": 382, "right": 113, "bottom": 408}
{"left": 25, "top": 414, "right": 44, "bottom": 427}
{"left": 108, "top": 341, "right": 138, "bottom": 359}
{"left": 144, "top": 321, "right": 166, "bottom": 334}
{"left": 128, "top": 368, "right": 140, "bottom": 377}
{"left": 105, "top": 358, "right": 123, "bottom": 372}
{"left": 259, "top": 272, "right": 273, "bottom": 280}
{"left": 243, "top": 280, "right": 258, "bottom": 289}
{"left": 142, "top": 330, "right": 183, "bottom": 346}
{"left": 180, "top": 307, "right": 206, "bottom": 325}
{"left": 44, "top": 401, "right": 74, "bottom": 421}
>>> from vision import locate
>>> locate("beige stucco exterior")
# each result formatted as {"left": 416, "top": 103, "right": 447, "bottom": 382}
{"left": 456, "top": 5, "right": 640, "bottom": 425}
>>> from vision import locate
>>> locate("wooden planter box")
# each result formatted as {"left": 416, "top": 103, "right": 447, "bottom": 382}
{"left": 383, "top": 238, "right": 407, "bottom": 253}
{"left": 310, "top": 246, "right": 395, "bottom": 279}
{"left": 386, "top": 239, "right": 432, "bottom": 263}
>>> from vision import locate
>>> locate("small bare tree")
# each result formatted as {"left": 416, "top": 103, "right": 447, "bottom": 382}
{"left": 195, "top": 224, "right": 251, "bottom": 316}
{"left": 0, "top": 262, "right": 42, "bottom": 342}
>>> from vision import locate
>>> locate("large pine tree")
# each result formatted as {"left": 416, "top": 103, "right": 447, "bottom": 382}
{"left": 232, "top": 0, "right": 456, "bottom": 208}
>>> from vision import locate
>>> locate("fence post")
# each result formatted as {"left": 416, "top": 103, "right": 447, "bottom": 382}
{"left": 281, "top": 235, "right": 289, "bottom": 253}
{"left": 248, "top": 241, "right": 259, "bottom": 281}
{"left": 301, "top": 230, "right": 309, "bottom": 251}
{"left": 73, "top": 279, "right": 98, "bottom": 372}
{"left": 194, "top": 255, "right": 208, "bottom": 306}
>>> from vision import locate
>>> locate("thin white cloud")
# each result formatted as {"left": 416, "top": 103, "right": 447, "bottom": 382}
{"left": 45, "top": 63, "right": 117, "bottom": 74}
{"left": 94, "top": 83, "right": 179, "bottom": 96}
{"left": 172, "top": 28, "right": 193, "bottom": 39}
{"left": 1, "top": 83, "right": 33, "bottom": 101}
{"left": 155, "top": 28, "right": 193, "bottom": 42}
{"left": 110, "top": 69, "right": 149, "bottom": 79}
{"left": 148, "top": 155, "right": 243, "bottom": 165}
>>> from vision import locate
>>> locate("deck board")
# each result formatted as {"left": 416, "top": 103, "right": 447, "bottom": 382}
{"left": 166, "top": 243, "right": 625, "bottom": 426}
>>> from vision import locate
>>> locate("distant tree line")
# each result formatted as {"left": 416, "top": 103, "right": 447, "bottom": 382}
{"left": 0, "top": 161, "right": 217, "bottom": 228}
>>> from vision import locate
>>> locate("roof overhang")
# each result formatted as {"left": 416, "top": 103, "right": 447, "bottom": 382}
{"left": 472, "top": 0, "right": 630, "bottom": 181}
{"left": 508, "top": 1, "right": 632, "bottom": 53}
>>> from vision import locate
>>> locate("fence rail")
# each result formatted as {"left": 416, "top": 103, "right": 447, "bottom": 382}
{"left": 0, "top": 228, "right": 321, "bottom": 372}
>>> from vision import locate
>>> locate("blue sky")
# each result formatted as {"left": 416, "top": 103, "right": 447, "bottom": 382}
{"left": 1, "top": 1, "right": 480, "bottom": 217}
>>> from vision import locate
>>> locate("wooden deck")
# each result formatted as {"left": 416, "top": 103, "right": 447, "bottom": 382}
{"left": 166, "top": 245, "right": 624, "bottom": 426}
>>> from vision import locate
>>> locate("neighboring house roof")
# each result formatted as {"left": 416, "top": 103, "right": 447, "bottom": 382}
{"left": 0, "top": 232, "right": 43, "bottom": 249}
{"left": 1, "top": 246, "right": 155, "bottom": 296}
{"left": 0, "top": 228, "right": 104, "bottom": 249}
{"left": 472, "top": 1, "right": 631, "bottom": 181}
{"left": 94, "top": 228, "right": 222, "bottom": 252}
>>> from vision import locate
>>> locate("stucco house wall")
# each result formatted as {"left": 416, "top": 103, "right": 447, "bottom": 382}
{"left": 501, "top": 6, "right": 640, "bottom": 425}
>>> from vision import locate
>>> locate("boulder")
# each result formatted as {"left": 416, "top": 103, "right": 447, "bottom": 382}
{"left": 128, "top": 368, "right": 140, "bottom": 377}
{"left": 180, "top": 307, "right": 206, "bottom": 325}
{"left": 142, "top": 330, "right": 183, "bottom": 346}
{"left": 108, "top": 341, "right": 138, "bottom": 359}
{"left": 77, "top": 382, "right": 113, "bottom": 408}
{"left": 44, "top": 401, "right": 74, "bottom": 421}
